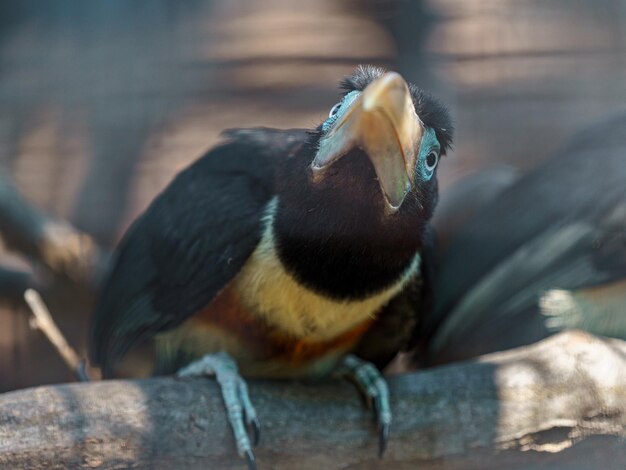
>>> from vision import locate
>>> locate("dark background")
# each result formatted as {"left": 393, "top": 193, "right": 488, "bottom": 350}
{"left": 1, "top": 0, "right": 625, "bottom": 391}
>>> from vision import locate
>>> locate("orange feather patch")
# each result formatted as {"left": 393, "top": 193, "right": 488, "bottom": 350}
{"left": 194, "top": 283, "right": 375, "bottom": 366}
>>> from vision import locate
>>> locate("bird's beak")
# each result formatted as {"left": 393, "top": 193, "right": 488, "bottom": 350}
{"left": 311, "top": 72, "right": 424, "bottom": 212}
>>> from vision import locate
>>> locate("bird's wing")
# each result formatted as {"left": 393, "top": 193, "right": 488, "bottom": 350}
{"left": 428, "top": 114, "right": 626, "bottom": 362}
{"left": 90, "top": 128, "right": 307, "bottom": 376}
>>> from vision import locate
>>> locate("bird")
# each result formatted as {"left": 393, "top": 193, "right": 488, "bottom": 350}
{"left": 422, "top": 113, "right": 626, "bottom": 366}
{"left": 89, "top": 65, "right": 453, "bottom": 468}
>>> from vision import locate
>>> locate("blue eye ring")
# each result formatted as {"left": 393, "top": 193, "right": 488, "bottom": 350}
{"left": 417, "top": 127, "right": 440, "bottom": 181}
{"left": 424, "top": 150, "right": 439, "bottom": 172}
{"left": 328, "top": 102, "right": 342, "bottom": 118}
{"left": 322, "top": 90, "right": 361, "bottom": 132}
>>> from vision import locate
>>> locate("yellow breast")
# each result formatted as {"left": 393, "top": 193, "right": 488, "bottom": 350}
{"left": 233, "top": 197, "right": 421, "bottom": 341}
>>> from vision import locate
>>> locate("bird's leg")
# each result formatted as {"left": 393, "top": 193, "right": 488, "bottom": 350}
{"left": 177, "top": 351, "right": 260, "bottom": 470}
{"left": 339, "top": 354, "right": 391, "bottom": 457}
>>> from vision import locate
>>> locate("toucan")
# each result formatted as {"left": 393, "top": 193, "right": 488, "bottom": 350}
{"left": 90, "top": 65, "right": 453, "bottom": 468}
{"left": 425, "top": 113, "right": 626, "bottom": 365}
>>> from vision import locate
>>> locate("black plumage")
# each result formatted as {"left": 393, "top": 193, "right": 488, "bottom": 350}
{"left": 89, "top": 65, "right": 454, "bottom": 464}
{"left": 91, "top": 65, "right": 453, "bottom": 377}
{"left": 425, "top": 113, "right": 626, "bottom": 364}
{"left": 91, "top": 129, "right": 306, "bottom": 376}
{"left": 274, "top": 145, "right": 434, "bottom": 299}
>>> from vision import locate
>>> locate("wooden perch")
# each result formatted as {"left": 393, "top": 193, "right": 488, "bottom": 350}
{"left": 1, "top": 331, "right": 625, "bottom": 469}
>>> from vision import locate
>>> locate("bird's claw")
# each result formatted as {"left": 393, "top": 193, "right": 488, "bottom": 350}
{"left": 177, "top": 352, "right": 260, "bottom": 466}
{"left": 373, "top": 394, "right": 391, "bottom": 457}
{"left": 378, "top": 419, "right": 390, "bottom": 458}
{"left": 248, "top": 416, "right": 260, "bottom": 446}
{"left": 341, "top": 354, "right": 392, "bottom": 457}
{"left": 236, "top": 374, "right": 260, "bottom": 446}
{"left": 244, "top": 449, "right": 257, "bottom": 470}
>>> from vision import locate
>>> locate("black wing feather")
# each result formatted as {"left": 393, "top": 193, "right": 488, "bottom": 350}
{"left": 427, "top": 114, "right": 626, "bottom": 362}
{"left": 90, "top": 128, "right": 307, "bottom": 376}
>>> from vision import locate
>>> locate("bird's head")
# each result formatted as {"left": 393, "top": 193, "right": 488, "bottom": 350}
{"left": 307, "top": 65, "right": 453, "bottom": 217}
{"left": 273, "top": 66, "right": 453, "bottom": 298}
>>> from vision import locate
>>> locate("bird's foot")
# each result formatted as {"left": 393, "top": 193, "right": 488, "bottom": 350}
{"left": 340, "top": 355, "right": 391, "bottom": 457}
{"left": 177, "top": 351, "right": 260, "bottom": 470}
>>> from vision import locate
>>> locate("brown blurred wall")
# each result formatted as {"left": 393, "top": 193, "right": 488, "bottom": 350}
{"left": 1, "top": 0, "right": 625, "bottom": 390}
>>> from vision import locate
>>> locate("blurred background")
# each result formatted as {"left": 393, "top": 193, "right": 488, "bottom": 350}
{"left": 1, "top": 0, "right": 625, "bottom": 391}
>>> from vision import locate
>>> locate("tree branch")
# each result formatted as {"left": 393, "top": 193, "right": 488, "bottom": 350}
{"left": 0, "top": 172, "right": 107, "bottom": 291}
{"left": 1, "top": 331, "right": 625, "bottom": 469}
{"left": 23, "top": 289, "right": 89, "bottom": 382}
{"left": 0, "top": 266, "right": 33, "bottom": 302}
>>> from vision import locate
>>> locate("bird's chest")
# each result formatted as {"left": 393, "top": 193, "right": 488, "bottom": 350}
{"left": 159, "top": 195, "right": 422, "bottom": 377}
{"left": 166, "top": 223, "right": 419, "bottom": 377}
{"left": 233, "top": 216, "right": 419, "bottom": 342}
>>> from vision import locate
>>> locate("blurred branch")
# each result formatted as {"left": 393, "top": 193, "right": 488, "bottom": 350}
{"left": 1, "top": 331, "right": 625, "bottom": 469}
{"left": 23, "top": 289, "right": 89, "bottom": 382}
{"left": 0, "top": 266, "right": 33, "bottom": 302}
{"left": 0, "top": 172, "right": 108, "bottom": 292}
{"left": 0, "top": 173, "right": 102, "bottom": 384}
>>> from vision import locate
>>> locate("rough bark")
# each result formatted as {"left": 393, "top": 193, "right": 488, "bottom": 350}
{"left": 1, "top": 330, "right": 625, "bottom": 469}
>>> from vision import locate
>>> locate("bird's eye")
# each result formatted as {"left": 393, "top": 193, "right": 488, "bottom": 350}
{"left": 425, "top": 150, "right": 439, "bottom": 171}
{"left": 328, "top": 102, "right": 342, "bottom": 118}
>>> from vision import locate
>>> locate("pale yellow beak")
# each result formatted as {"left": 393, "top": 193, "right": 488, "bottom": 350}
{"left": 311, "top": 72, "right": 424, "bottom": 212}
